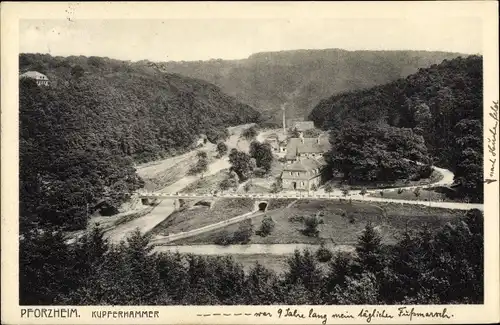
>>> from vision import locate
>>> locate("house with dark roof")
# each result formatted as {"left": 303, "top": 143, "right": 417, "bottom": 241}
{"left": 279, "top": 133, "right": 331, "bottom": 191}
{"left": 281, "top": 157, "right": 327, "bottom": 191}
{"left": 20, "top": 71, "right": 50, "bottom": 86}
{"left": 285, "top": 133, "right": 330, "bottom": 162}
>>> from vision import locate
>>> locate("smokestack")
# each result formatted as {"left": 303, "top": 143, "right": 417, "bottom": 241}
{"left": 282, "top": 104, "right": 286, "bottom": 135}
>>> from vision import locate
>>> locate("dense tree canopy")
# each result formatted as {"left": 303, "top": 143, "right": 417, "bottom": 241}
{"left": 311, "top": 56, "right": 483, "bottom": 200}
{"left": 249, "top": 141, "right": 274, "bottom": 172}
{"left": 19, "top": 53, "right": 261, "bottom": 230}
{"left": 325, "top": 120, "right": 431, "bottom": 184}
{"left": 157, "top": 49, "right": 463, "bottom": 122}
{"left": 20, "top": 209, "right": 483, "bottom": 305}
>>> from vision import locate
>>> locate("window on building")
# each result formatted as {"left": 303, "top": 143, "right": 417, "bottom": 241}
{"left": 301, "top": 182, "right": 304, "bottom": 186}
{"left": 289, "top": 172, "right": 292, "bottom": 176}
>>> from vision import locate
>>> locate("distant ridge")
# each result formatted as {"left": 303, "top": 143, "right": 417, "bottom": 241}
{"left": 155, "top": 48, "right": 466, "bottom": 122}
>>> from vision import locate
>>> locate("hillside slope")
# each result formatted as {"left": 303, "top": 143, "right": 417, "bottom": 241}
{"left": 309, "top": 55, "right": 483, "bottom": 201}
{"left": 154, "top": 49, "right": 464, "bottom": 122}
{"left": 19, "top": 53, "right": 261, "bottom": 230}
{"left": 20, "top": 54, "right": 261, "bottom": 162}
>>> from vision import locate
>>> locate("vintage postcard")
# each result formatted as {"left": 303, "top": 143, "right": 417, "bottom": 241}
{"left": 1, "top": 1, "right": 499, "bottom": 324}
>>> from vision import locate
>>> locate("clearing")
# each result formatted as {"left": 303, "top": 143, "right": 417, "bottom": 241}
{"left": 172, "top": 199, "right": 464, "bottom": 246}
{"left": 150, "top": 198, "right": 256, "bottom": 236}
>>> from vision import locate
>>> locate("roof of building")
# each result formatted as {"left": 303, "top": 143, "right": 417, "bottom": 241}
{"left": 293, "top": 121, "right": 315, "bottom": 131}
{"left": 285, "top": 136, "right": 331, "bottom": 159}
{"left": 281, "top": 157, "right": 327, "bottom": 180}
{"left": 20, "top": 71, "right": 49, "bottom": 80}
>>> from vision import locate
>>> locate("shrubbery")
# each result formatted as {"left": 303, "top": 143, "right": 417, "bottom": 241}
{"left": 257, "top": 215, "right": 275, "bottom": 237}
{"left": 20, "top": 209, "right": 484, "bottom": 305}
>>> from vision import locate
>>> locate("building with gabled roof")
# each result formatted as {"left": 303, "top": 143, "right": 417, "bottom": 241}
{"left": 285, "top": 133, "right": 330, "bottom": 162}
{"left": 281, "top": 157, "right": 327, "bottom": 191}
{"left": 279, "top": 132, "right": 331, "bottom": 191}
{"left": 20, "top": 71, "right": 50, "bottom": 86}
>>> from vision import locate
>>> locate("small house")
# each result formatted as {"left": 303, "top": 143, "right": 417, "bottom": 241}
{"left": 20, "top": 71, "right": 50, "bottom": 86}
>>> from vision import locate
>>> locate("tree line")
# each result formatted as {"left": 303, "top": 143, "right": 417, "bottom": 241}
{"left": 310, "top": 56, "right": 483, "bottom": 202}
{"left": 20, "top": 209, "right": 483, "bottom": 305}
{"left": 19, "top": 54, "right": 261, "bottom": 231}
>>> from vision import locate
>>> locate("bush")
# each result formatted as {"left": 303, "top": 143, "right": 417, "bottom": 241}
{"left": 289, "top": 215, "right": 304, "bottom": 223}
{"left": 302, "top": 215, "right": 320, "bottom": 237}
{"left": 270, "top": 179, "right": 283, "bottom": 193}
{"left": 233, "top": 219, "right": 253, "bottom": 244}
{"left": 257, "top": 215, "right": 276, "bottom": 237}
{"left": 214, "top": 231, "right": 232, "bottom": 246}
{"left": 316, "top": 244, "right": 333, "bottom": 262}
{"left": 242, "top": 126, "right": 258, "bottom": 140}
{"left": 216, "top": 142, "right": 228, "bottom": 157}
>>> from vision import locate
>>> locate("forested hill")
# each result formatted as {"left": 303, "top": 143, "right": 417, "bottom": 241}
{"left": 309, "top": 55, "right": 483, "bottom": 201}
{"left": 20, "top": 53, "right": 261, "bottom": 162}
{"left": 19, "top": 53, "right": 261, "bottom": 231}
{"left": 155, "top": 49, "right": 464, "bottom": 122}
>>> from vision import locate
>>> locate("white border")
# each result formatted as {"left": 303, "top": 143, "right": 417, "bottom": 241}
{"left": 1, "top": 2, "right": 499, "bottom": 324}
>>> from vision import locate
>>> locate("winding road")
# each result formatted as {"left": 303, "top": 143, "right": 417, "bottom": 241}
{"left": 102, "top": 126, "right": 482, "bottom": 245}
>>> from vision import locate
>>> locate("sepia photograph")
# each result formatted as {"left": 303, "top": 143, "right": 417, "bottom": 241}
{"left": 1, "top": 2, "right": 499, "bottom": 324}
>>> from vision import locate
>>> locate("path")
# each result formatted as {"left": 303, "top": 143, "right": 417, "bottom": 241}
{"left": 150, "top": 209, "right": 264, "bottom": 245}
{"left": 145, "top": 192, "right": 481, "bottom": 246}
{"left": 104, "top": 124, "right": 256, "bottom": 243}
{"left": 107, "top": 126, "right": 480, "bottom": 244}
{"left": 153, "top": 243, "right": 355, "bottom": 255}
{"left": 106, "top": 158, "right": 231, "bottom": 243}
{"left": 140, "top": 191, "right": 483, "bottom": 211}
{"left": 151, "top": 200, "right": 299, "bottom": 245}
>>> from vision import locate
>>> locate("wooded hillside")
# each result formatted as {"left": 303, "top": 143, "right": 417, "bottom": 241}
{"left": 157, "top": 49, "right": 464, "bottom": 122}
{"left": 310, "top": 55, "right": 483, "bottom": 201}
{"left": 19, "top": 53, "right": 261, "bottom": 230}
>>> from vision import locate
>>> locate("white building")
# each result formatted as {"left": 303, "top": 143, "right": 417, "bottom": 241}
{"left": 20, "top": 71, "right": 50, "bottom": 86}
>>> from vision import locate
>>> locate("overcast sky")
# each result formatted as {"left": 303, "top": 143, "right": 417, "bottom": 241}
{"left": 19, "top": 18, "right": 482, "bottom": 62}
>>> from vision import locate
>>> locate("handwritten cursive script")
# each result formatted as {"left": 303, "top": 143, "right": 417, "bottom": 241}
{"left": 486, "top": 100, "right": 499, "bottom": 183}
{"left": 398, "top": 307, "right": 453, "bottom": 321}
{"left": 200, "top": 306, "right": 456, "bottom": 324}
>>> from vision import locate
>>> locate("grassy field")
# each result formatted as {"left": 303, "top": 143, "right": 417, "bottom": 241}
{"left": 230, "top": 254, "right": 295, "bottom": 274}
{"left": 182, "top": 169, "right": 230, "bottom": 194}
{"left": 136, "top": 144, "right": 217, "bottom": 191}
{"left": 150, "top": 198, "right": 256, "bottom": 235}
{"left": 326, "top": 169, "right": 444, "bottom": 190}
{"left": 173, "top": 199, "right": 464, "bottom": 246}
{"left": 368, "top": 187, "right": 457, "bottom": 202}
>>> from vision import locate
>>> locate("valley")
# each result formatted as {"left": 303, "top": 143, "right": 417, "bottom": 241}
{"left": 19, "top": 50, "right": 486, "bottom": 307}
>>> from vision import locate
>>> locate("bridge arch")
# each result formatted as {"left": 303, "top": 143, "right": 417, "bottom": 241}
{"left": 255, "top": 201, "right": 268, "bottom": 212}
